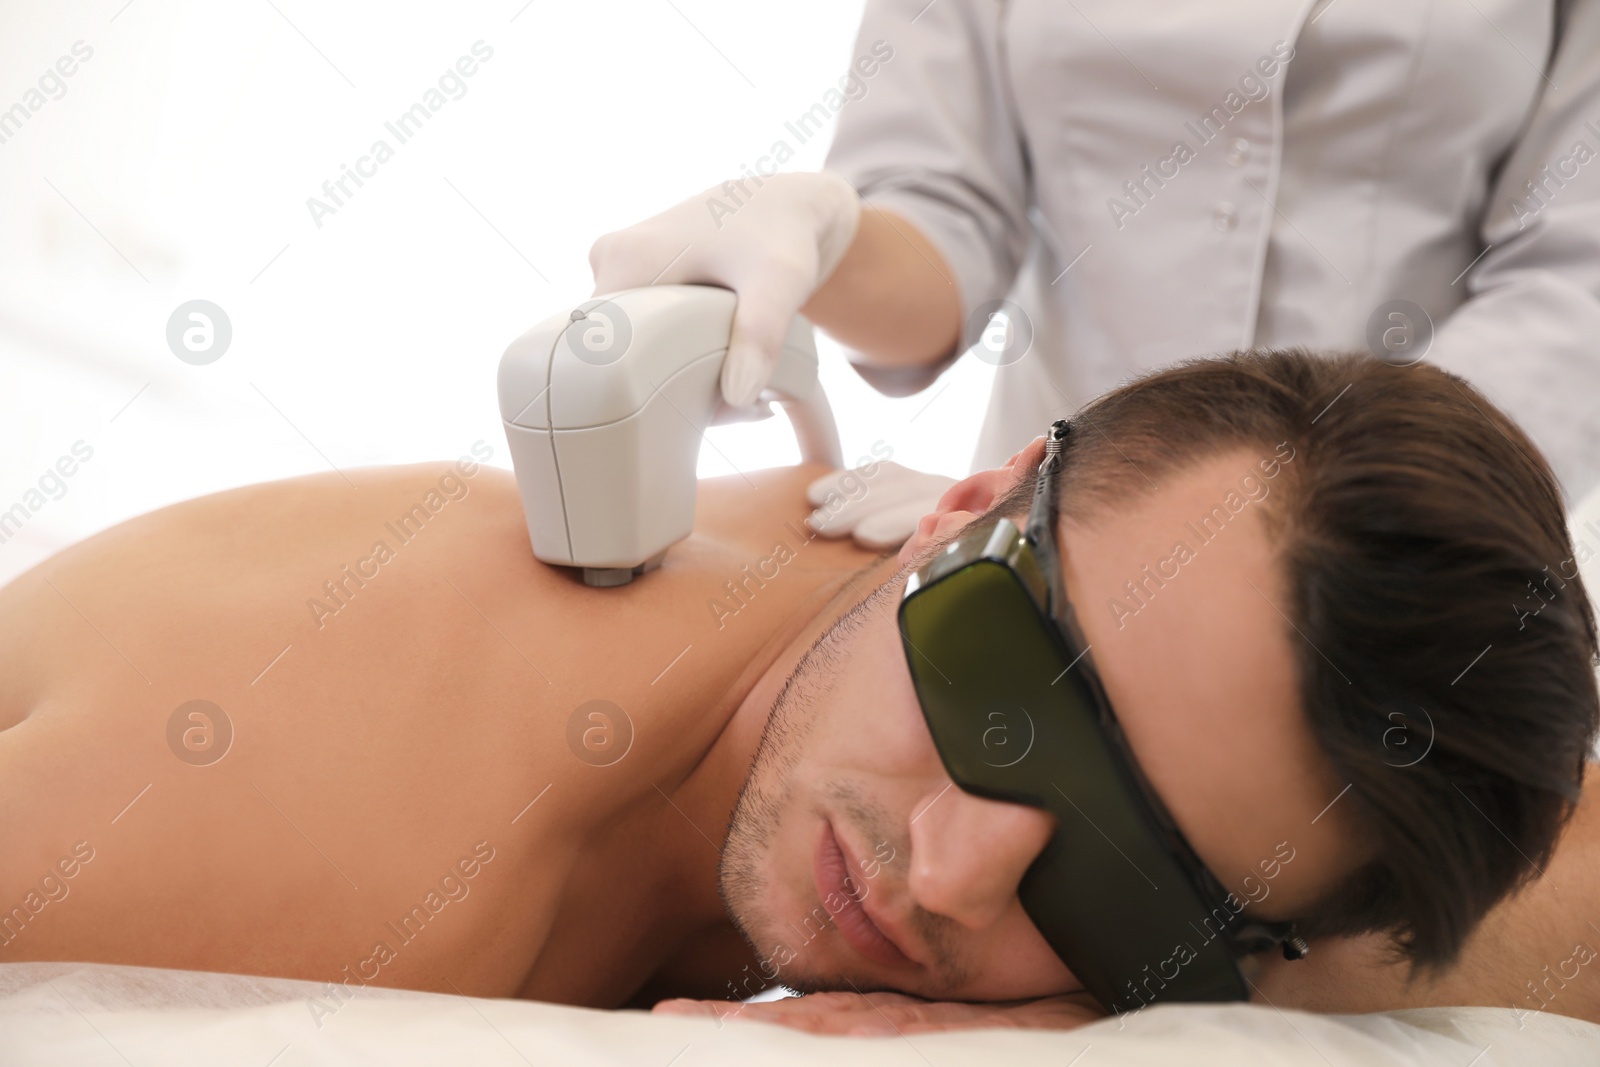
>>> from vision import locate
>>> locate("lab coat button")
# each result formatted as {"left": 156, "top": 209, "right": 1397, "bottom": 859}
{"left": 1226, "top": 138, "right": 1250, "bottom": 167}
{"left": 1213, "top": 201, "right": 1238, "bottom": 231}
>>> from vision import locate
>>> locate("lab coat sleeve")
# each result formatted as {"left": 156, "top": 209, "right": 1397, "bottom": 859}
{"left": 1432, "top": 0, "right": 1600, "bottom": 505}
{"left": 823, "top": 0, "right": 1032, "bottom": 365}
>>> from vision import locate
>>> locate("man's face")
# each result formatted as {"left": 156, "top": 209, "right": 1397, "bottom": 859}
{"left": 720, "top": 449, "right": 1364, "bottom": 1002}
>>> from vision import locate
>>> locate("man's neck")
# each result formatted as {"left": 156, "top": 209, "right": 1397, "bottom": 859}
{"left": 631, "top": 553, "right": 899, "bottom": 999}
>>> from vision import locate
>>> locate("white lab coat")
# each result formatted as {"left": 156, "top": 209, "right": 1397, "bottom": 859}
{"left": 824, "top": 0, "right": 1600, "bottom": 502}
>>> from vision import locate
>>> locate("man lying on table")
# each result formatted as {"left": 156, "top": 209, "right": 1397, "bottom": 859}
{"left": 1, "top": 349, "right": 1596, "bottom": 1035}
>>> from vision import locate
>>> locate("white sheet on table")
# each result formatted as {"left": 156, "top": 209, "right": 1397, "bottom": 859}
{"left": 3, "top": 961, "right": 1597, "bottom": 1066}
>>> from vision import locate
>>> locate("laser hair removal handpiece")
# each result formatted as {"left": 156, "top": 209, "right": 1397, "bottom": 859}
{"left": 497, "top": 284, "right": 844, "bottom": 587}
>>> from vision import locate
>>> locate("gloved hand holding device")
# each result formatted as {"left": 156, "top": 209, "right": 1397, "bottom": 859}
{"left": 588, "top": 170, "right": 862, "bottom": 411}
{"left": 590, "top": 169, "right": 973, "bottom": 554}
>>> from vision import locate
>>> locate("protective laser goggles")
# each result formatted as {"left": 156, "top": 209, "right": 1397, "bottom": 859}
{"left": 897, "top": 419, "right": 1305, "bottom": 1015}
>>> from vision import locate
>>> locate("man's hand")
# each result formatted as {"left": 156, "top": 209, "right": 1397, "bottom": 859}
{"left": 652, "top": 989, "right": 1105, "bottom": 1036}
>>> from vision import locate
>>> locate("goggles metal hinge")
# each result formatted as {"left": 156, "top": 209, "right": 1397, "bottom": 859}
{"left": 1231, "top": 919, "right": 1309, "bottom": 961}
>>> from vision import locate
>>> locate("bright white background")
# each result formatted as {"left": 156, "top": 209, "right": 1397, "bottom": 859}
{"left": 0, "top": 0, "right": 998, "bottom": 586}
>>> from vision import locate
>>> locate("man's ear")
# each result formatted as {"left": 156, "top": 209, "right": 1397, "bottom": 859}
{"left": 897, "top": 436, "right": 1049, "bottom": 566}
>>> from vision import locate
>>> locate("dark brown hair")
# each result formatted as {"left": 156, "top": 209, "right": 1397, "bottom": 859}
{"left": 1003, "top": 348, "right": 1599, "bottom": 971}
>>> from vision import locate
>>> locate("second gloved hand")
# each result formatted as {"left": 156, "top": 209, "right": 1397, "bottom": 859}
{"left": 806, "top": 436, "right": 1052, "bottom": 554}
{"left": 588, "top": 171, "right": 862, "bottom": 409}
{"left": 805, "top": 462, "right": 958, "bottom": 551}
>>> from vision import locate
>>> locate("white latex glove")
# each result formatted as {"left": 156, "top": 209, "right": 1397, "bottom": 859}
{"left": 805, "top": 462, "right": 958, "bottom": 551}
{"left": 588, "top": 171, "right": 862, "bottom": 408}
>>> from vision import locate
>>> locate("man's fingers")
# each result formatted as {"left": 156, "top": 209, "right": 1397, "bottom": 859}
{"left": 738, "top": 992, "right": 974, "bottom": 1036}
{"left": 737, "top": 992, "right": 925, "bottom": 1035}
{"left": 651, "top": 998, "right": 725, "bottom": 1018}
{"left": 740, "top": 991, "right": 889, "bottom": 1015}
{"left": 652, "top": 991, "right": 1100, "bottom": 1038}
{"left": 652, "top": 991, "right": 883, "bottom": 1020}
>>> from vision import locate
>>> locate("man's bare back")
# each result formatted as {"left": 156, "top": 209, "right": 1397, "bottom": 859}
{"left": 0, "top": 454, "right": 874, "bottom": 1007}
